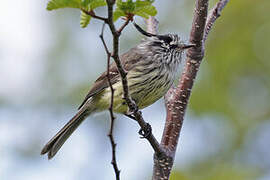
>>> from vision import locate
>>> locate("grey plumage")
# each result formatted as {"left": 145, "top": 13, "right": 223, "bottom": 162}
{"left": 41, "top": 24, "right": 194, "bottom": 159}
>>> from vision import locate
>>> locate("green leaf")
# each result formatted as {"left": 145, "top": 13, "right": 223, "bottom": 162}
{"left": 134, "top": 4, "right": 157, "bottom": 17}
{"left": 47, "top": 0, "right": 106, "bottom": 11}
{"left": 81, "top": 0, "right": 106, "bottom": 9}
{"left": 80, "top": 0, "right": 106, "bottom": 27}
{"left": 133, "top": 0, "right": 157, "bottom": 18}
{"left": 134, "top": 11, "right": 148, "bottom": 18}
{"left": 144, "top": 5, "right": 157, "bottom": 15}
{"left": 80, "top": 11, "right": 92, "bottom": 28}
{"left": 47, "top": 0, "right": 157, "bottom": 27}
{"left": 113, "top": 8, "right": 125, "bottom": 21}
{"left": 116, "top": 0, "right": 122, "bottom": 7}
{"left": 89, "top": 0, "right": 106, "bottom": 9}
{"left": 114, "top": 0, "right": 157, "bottom": 21}
{"left": 81, "top": 0, "right": 92, "bottom": 7}
{"left": 47, "top": 0, "right": 81, "bottom": 10}
{"left": 116, "top": 0, "right": 135, "bottom": 13}
{"left": 134, "top": 0, "right": 153, "bottom": 8}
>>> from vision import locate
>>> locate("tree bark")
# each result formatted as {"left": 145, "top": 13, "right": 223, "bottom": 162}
{"left": 152, "top": 0, "right": 229, "bottom": 179}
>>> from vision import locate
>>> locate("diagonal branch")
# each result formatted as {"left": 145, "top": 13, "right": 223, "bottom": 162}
{"left": 88, "top": 1, "right": 229, "bottom": 179}
{"left": 81, "top": 9, "right": 108, "bottom": 22}
{"left": 88, "top": 1, "right": 165, "bottom": 178}
{"left": 145, "top": 16, "right": 159, "bottom": 34}
{"left": 152, "top": 0, "right": 230, "bottom": 179}
{"left": 204, "top": 0, "right": 229, "bottom": 42}
{"left": 105, "top": 0, "right": 163, "bottom": 156}
{"left": 117, "top": 15, "right": 134, "bottom": 35}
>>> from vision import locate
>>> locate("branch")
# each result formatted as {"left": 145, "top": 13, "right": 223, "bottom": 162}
{"left": 152, "top": 0, "right": 229, "bottom": 179}
{"left": 117, "top": 15, "right": 134, "bottom": 35}
{"left": 117, "top": 19, "right": 130, "bottom": 34}
{"left": 81, "top": 9, "right": 108, "bottom": 22}
{"left": 144, "top": 16, "right": 159, "bottom": 34}
{"left": 99, "top": 23, "right": 120, "bottom": 180}
{"left": 105, "top": 0, "right": 163, "bottom": 155}
{"left": 85, "top": 1, "right": 163, "bottom": 178}
{"left": 204, "top": 0, "right": 229, "bottom": 42}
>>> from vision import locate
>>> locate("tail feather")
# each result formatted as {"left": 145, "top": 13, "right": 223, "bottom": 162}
{"left": 41, "top": 102, "right": 93, "bottom": 159}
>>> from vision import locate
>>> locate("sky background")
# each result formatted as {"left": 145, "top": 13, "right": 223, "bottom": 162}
{"left": 1, "top": 0, "right": 270, "bottom": 180}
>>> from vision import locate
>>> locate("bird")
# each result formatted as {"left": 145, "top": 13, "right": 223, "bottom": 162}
{"left": 41, "top": 23, "right": 195, "bottom": 159}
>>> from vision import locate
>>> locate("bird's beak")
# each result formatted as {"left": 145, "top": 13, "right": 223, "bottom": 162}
{"left": 181, "top": 43, "right": 196, "bottom": 49}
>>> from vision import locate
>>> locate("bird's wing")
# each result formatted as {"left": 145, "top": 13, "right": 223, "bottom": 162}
{"left": 78, "top": 48, "right": 142, "bottom": 109}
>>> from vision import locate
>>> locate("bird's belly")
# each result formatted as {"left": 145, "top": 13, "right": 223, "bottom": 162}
{"left": 128, "top": 70, "right": 173, "bottom": 109}
{"left": 96, "top": 81, "right": 127, "bottom": 113}
{"left": 133, "top": 79, "right": 172, "bottom": 109}
{"left": 96, "top": 72, "right": 173, "bottom": 114}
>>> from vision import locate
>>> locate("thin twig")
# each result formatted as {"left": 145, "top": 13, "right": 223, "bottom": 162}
{"left": 117, "top": 17, "right": 132, "bottom": 35}
{"left": 99, "top": 23, "right": 120, "bottom": 180}
{"left": 105, "top": 0, "right": 163, "bottom": 155}
{"left": 81, "top": 9, "right": 108, "bottom": 22}
{"left": 204, "top": 0, "right": 229, "bottom": 42}
{"left": 100, "top": 24, "right": 111, "bottom": 55}
{"left": 144, "top": 16, "right": 159, "bottom": 34}
{"left": 85, "top": 0, "right": 163, "bottom": 177}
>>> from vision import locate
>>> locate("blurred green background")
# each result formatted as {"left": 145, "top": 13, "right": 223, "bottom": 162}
{"left": 1, "top": 0, "right": 270, "bottom": 180}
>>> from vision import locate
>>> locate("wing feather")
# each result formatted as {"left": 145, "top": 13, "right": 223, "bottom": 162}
{"left": 78, "top": 48, "right": 142, "bottom": 109}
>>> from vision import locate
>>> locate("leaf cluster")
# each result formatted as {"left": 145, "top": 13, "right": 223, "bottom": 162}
{"left": 46, "top": 0, "right": 157, "bottom": 28}
{"left": 113, "top": 0, "right": 157, "bottom": 21}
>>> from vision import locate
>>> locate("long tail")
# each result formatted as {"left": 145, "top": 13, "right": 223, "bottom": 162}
{"left": 41, "top": 101, "right": 94, "bottom": 159}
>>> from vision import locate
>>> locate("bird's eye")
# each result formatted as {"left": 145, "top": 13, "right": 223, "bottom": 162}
{"left": 159, "top": 36, "right": 172, "bottom": 44}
